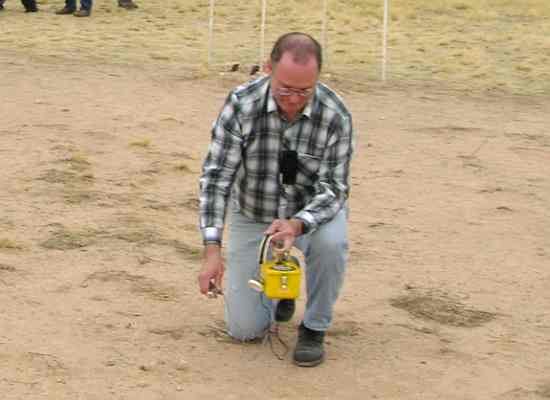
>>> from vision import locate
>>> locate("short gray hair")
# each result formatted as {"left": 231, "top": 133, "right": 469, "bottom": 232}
{"left": 270, "top": 32, "right": 323, "bottom": 72}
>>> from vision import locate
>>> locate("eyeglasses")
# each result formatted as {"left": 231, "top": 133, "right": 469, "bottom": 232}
{"left": 276, "top": 87, "right": 314, "bottom": 98}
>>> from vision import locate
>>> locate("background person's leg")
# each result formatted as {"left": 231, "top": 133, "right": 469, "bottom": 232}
{"left": 225, "top": 207, "right": 272, "bottom": 340}
{"left": 56, "top": 0, "right": 76, "bottom": 13}
{"left": 21, "top": 0, "right": 37, "bottom": 12}
{"left": 79, "top": 0, "right": 91, "bottom": 11}
{"left": 295, "top": 206, "right": 349, "bottom": 332}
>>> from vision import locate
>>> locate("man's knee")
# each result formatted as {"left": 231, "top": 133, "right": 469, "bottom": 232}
{"left": 224, "top": 292, "right": 271, "bottom": 341}
{"left": 226, "top": 318, "right": 268, "bottom": 341}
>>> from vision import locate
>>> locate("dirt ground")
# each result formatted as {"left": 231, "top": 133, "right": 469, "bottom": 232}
{"left": 1, "top": 25, "right": 550, "bottom": 400}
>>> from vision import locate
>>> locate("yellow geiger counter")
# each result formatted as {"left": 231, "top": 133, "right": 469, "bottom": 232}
{"left": 248, "top": 235, "right": 301, "bottom": 300}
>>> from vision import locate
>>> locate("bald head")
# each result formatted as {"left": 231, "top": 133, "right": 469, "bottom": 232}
{"left": 270, "top": 32, "right": 323, "bottom": 72}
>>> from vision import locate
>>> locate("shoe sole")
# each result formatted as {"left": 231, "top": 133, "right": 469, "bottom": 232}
{"left": 293, "top": 354, "right": 325, "bottom": 367}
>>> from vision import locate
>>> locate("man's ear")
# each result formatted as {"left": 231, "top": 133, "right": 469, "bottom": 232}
{"left": 263, "top": 60, "right": 273, "bottom": 75}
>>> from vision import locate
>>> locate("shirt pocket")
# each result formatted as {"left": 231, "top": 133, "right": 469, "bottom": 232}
{"left": 295, "top": 152, "right": 322, "bottom": 186}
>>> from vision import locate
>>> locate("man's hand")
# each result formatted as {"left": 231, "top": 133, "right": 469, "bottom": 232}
{"left": 264, "top": 218, "right": 304, "bottom": 254}
{"left": 198, "top": 244, "right": 224, "bottom": 297}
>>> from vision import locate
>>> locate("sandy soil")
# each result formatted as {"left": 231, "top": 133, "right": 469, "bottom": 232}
{"left": 1, "top": 41, "right": 550, "bottom": 400}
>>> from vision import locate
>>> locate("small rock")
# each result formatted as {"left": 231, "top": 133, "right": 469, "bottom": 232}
{"left": 139, "top": 362, "right": 155, "bottom": 372}
{"left": 175, "top": 359, "right": 189, "bottom": 371}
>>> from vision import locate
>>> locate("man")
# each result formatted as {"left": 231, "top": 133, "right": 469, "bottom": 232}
{"left": 0, "top": 0, "right": 38, "bottom": 12}
{"left": 118, "top": 0, "right": 138, "bottom": 9}
{"left": 55, "top": 0, "right": 91, "bottom": 17}
{"left": 55, "top": 0, "right": 136, "bottom": 16}
{"left": 198, "top": 32, "right": 354, "bottom": 367}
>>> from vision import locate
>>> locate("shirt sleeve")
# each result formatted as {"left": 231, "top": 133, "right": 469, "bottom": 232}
{"left": 199, "top": 92, "right": 244, "bottom": 244}
{"left": 293, "top": 112, "right": 354, "bottom": 232}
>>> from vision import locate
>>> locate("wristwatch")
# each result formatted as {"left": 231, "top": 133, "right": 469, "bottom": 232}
{"left": 203, "top": 240, "right": 222, "bottom": 247}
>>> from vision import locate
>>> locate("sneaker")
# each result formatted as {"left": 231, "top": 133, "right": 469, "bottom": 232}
{"left": 73, "top": 8, "right": 90, "bottom": 16}
{"left": 55, "top": 6, "right": 75, "bottom": 14}
{"left": 293, "top": 323, "right": 325, "bottom": 367}
{"left": 25, "top": 7, "right": 38, "bottom": 12}
{"left": 118, "top": 0, "right": 137, "bottom": 9}
{"left": 275, "top": 299, "right": 295, "bottom": 322}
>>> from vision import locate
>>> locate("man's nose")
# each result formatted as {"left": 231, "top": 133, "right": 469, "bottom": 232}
{"left": 288, "top": 93, "right": 302, "bottom": 103}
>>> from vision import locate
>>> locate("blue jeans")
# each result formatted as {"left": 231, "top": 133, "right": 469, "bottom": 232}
{"left": 65, "top": 0, "right": 91, "bottom": 10}
{"left": 224, "top": 204, "right": 349, "bottom": 340}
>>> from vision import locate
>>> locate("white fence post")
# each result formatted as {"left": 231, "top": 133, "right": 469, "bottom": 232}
{"left": 382, "top": 0, "right": 389, "bottom": 81}
{"left": 208, "top": 0, "right": 215, "bottom": 67}
{"left": 260, "top": 0, "right": 268, "bottom": 68}
{"left": 321, "top": 0, "right": 328, "bottom": 67}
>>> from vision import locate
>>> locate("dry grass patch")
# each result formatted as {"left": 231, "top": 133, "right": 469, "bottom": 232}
{"left": 0, "top": 218, "right": 14, "bottom": 229}
{"left": 0, "top": 238, "right": 23, "bottom": 250}
{"left": 0, "top": 264, "right": 17, "bottom": 272}
{"left": 181, "top": 197, "right": 199, "bottom": 211}
{"left": 130, "top": 138, "right": 152, "bottom": 148}
{"left": 500, "top": 385, "right": 550, "bottom": 400}
{"left": 40, "top": 227, "right": 99, "bottom": 250}
{"left": 104, "top": 216, "right": 202, "bottom": 259}
{"left": 391, "top": 290, "right": 496, "bottom": 328}
{"left": 37, "top": 170, "right": 96, "bottom": 204}
{"left": 38, "top": 169, "right": 79, "bottom": 184}
{"left": 148, "top": 327, "right": 187, "bottom": 340}
{"left": 82, "top": 270, "right": 177, "bottom": 301}
{"left": 63, "top": 152, "right": 91, "bottom": 172}
{"left": 109, "top": 228, "right": 202, "bottom": 260}
{"left": 110, "top": 229, "right": 158, "bottom": 244}
{"left": 143, "top": 200, "right": 174, "bottom": 211}
{"left": 63, "top": 190, "right": 102, "bottom": 205}
{"left": 36, "top": 151, "right": 96, "bottom": 204}
{"left": 537, "top": 383, "right": 550, "bottom": 398}
{"left": 328, "top": 320, "right": 362, "bottom": 338}
{"left": 37, "top": 169, "right": 94, "bottom": 186}
{"left": 169, "top": 239, "right": 202, "bottom": 260}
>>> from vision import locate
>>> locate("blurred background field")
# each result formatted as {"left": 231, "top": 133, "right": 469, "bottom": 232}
{"left": 1, "top": 0, "right": 549, "bottom": 96}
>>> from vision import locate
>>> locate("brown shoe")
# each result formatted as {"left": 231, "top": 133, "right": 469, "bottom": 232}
{"left": 118, "top": 0, "right": 137, "bottom": 9}
{"left": 73, "top": 8, "right": 90, "bottom": 16}
{"left": 56, "top": 6, "right": 75, "bottom": 14}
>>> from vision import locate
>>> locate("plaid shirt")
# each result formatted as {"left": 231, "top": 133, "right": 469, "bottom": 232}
{"left": 199, "top": 76, "right": 354, "bottom": 243}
